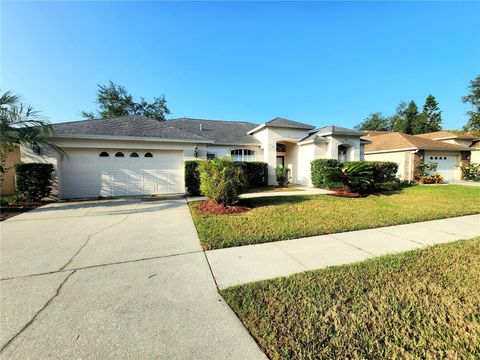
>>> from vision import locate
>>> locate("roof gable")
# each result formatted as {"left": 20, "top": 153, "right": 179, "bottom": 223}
{"left": 264, "top": 117, "right": 315, "bottom": 130}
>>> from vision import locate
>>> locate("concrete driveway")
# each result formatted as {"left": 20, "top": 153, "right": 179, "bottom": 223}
{"left": 0, "top": 198, "right": 265, "bottom": 359}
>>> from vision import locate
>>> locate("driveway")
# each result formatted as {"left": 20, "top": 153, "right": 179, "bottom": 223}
{"left": 0, "top": 198, "right": 266, "bottom": 359}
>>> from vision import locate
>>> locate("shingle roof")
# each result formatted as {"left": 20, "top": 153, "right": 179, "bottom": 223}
{"left": 52, "top": 116, "right": 209, "bottom": 141}
{"left": 472, "top": 140, "right": 480, "bottom": 149}
{"left": 366, "top": 130, "right": 391, "bottom": 137}
{"left": 364, "top": 132, "right": 472, "bottom": 152}
{"left": 417, "top": 130, "right": 477, "bottom": 140}
{"left": 265, "top": 117, "right": 315, "bottom": 130}
{"left": 313, "top": 125, "right": 366, "bottom": 137}
{"left": 167, "top": 118, "right": 260, "bottom": 145}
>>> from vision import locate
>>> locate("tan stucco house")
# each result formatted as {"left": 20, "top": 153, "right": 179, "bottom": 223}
{"left": 363, "top": 130, "right": 478, "bottom": 181}
{"left": 20, "top": 116, "right": 367, "bottom": 199}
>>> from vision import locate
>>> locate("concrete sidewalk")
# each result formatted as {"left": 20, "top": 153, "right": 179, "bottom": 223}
{"left": 206, "top": 214, "right": 480, "bottom": 289}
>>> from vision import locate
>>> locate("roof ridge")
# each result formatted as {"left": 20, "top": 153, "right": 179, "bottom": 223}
{"left": 170, "top": 117, "right": 259, "bottom": 126}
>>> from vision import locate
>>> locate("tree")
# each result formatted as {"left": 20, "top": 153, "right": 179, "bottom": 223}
{"left": 390, "top": 101, "right": 408, "bottom": 133}
{"left": 0, "top": 90, "right": 62, "bottom": 181}
{"left": 421, "top": 95, "right": 442, "bottom": 133}
{"left": 462, "top": 75, "right": 480, "bottom": 132}
{"left": 355, "top": 112, "right": 390, "bottom": 131}
{"left": 82, "top": 81, "right": 170, "bottom": 121}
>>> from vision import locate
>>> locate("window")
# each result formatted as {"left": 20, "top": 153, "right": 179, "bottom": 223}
{"left": 130, "top": 152, "right": 139, "bottom": 158}
{"left": 99, "top": 151, "right": 109, "bottom": 157}
{"left": 430, "top": 156, "right": 433, "bottom": 160}
{"left": 231, "top": 149, "right": 255, "bottom": 162}
{"left": 338, "top": 145, "right": 348, "bottom": 163}
{"left": 207, "top": 153, "right": 216, "bottom": 160}
{"left": 115, "top": 152, "right": 125, "bottom": 157}
{"left": 276, "top": 143, "right": 286, "bottom": 152}
{"left": 144, "top": 152, "right": 153, "bottom": 158}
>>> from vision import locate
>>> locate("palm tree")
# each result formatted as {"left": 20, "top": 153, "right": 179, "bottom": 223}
{"left": 324, "top": 162, "right": 373, "bottom": 193}
{"left": 0, "top": 90, "right": 62, "bottom": 177}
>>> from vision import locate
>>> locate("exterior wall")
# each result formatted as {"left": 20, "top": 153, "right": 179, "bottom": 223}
{"left": 205, "top": 145, "right": 263, "bottom": 161}
{"left": 471, "top": 149, "right": 480, "bottom": 163}
{"left": 252, "top": 127, "right": 311, "bottom": 185}
{"left": 326, "top": 136, "right": 362, "bottom": 161}
{"left": 365, "top": 151, "right": 409, "bottom": 180}
{"left": 0, "top": 146, "right": 20, "bottom": 195}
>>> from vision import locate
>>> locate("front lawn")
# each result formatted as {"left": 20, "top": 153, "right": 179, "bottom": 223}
{"left": 190, "top": 185, "right": 480, "bottom": 249}
{"left": 222, "top": 237, "right": 480, "bottom": 359}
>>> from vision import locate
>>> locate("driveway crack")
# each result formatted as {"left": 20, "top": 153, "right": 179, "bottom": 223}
{"left": 58, "top": 202, "right": 140, "bottom": 271}
{"left": 0, "top": 270, "right": 77, "bottom": 353}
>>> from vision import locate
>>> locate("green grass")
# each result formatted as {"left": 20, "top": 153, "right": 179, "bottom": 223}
{"left": 222, "top": 238, "right": 480, "bottom": 359}
{"left": 243, "top": 186, "right": 305, "bottom": 193}
{"left": 190, "top": 185, "right": 480, "bottom": 250}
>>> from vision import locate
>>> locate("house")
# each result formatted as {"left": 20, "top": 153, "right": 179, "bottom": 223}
{"left": 20, "top": 116, "right": 367, "bottom": 199}
{"left": 363, "top": 131, "right": 475, "bottom": 181}
{"left": 416, "top": 130, "right": 480, "bottom": 164}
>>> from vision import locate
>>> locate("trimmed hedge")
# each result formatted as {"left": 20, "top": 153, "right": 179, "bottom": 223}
{"left": 185, "top": 160, "right": 203, "bottom": 195}
{"left": 311, "top": 159, "right": 341, "bottom": 188}
{"left": 234, "top": 161, "right": 268, "bottom": 187}
{"left": 311, "top": 159, "right": 399, "bottom": 192}
{"left": 185, "top": 160, "right": 268, "bottom": 195}
{"left": 15, "top": 163, "right": 54, "bottom": 201}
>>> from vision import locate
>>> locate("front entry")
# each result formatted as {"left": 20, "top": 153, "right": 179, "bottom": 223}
{"left": 276, "top": 156, "right": 285, "bottom": 167}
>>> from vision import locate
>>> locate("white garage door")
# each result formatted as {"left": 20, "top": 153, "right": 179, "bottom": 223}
{"left": 424, "top": 152, "right": 457, "bottom": 181}
{"left": 60, "top": 149, "right": 184, "bottom": 198}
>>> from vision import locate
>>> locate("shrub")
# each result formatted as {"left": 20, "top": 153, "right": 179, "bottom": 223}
{"left": 185, "top": 160, "right": 203, "bottom": 195}
{"left": 418, "top": 174, "right": 444, "bottom": 184}
{"left": 416, "top": 162, "right": 438, "bottom": 178}
{"left": 323, "top": 162, "right": 374, "bottom": 193}
{"left": 460, "top": 163, "right": 480, "bottom": 181}
{"left": 311, "top": 159, "right": 341, "bottom": 188}
{"left": 235, "top": 161, "right": 268, "bottom": 187}
{"left": 375, "top": 180, "right": 401, "bottom": 192}
{"left": 199, "top": 157, "right": 246, "bottom": 206}
{"left": 275, "top": 167, "right": 291, "bottom": 187}
{"left": 15, "top": 163, "right": 54, "bottom": 201}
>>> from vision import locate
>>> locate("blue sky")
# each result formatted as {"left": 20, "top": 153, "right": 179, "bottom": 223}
{"left": 2, "top": 1, "right": 479, "bottom": 129}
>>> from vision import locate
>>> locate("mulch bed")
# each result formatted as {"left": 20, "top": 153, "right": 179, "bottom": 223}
{"left": 0, "top": 201, "right": 47, "bottom": 221}
{"left": 197, "top": 200, "right": 251, "bottom": 215}
{"left": 329, "top": 189, "right": 367, "bottom": 198}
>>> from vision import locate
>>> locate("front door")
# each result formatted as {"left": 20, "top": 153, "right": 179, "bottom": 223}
{"left": 276, "top": 156, "right": 285, "bottom": 167}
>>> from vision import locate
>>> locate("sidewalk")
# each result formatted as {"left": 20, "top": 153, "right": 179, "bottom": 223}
{"left": 205, "top": 214, "right": 480, "bottom": 289}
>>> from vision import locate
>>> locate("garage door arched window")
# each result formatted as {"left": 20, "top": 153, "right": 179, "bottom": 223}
{"left": 115, "top": 152, "right": 125, "bottom": 157}
{"left": 99, "top": 151, "right": 109, "bottom": 157}
{"left": 231, "top": 149, "right": 255, "bottom": 162}
{"left": 144, "top": 152, "right": 153, "bottom": 158}
{"left": 130, "top": 152, "right": 139, "bottom": 158}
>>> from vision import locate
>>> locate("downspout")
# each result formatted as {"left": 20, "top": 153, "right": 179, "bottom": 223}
{"left": 408, "top": 149, "right": 420, "bottom": 182}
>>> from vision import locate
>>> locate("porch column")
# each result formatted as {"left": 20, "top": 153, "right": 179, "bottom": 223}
{"left": 264, "top": 140, "right": 277, "bottom": 186}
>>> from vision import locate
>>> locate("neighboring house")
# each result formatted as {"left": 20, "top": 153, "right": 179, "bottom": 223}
{"left": 416, "top": 130, "right": 480, "bottom": 164}
{"left": 0, "top": 146, "right": 20, "bottom": 195}
{"left": 363, "top": 131, "right": 474, "bottom": 181}
{"left": 21, "top": 116, "right": 366, "bottom": 199}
